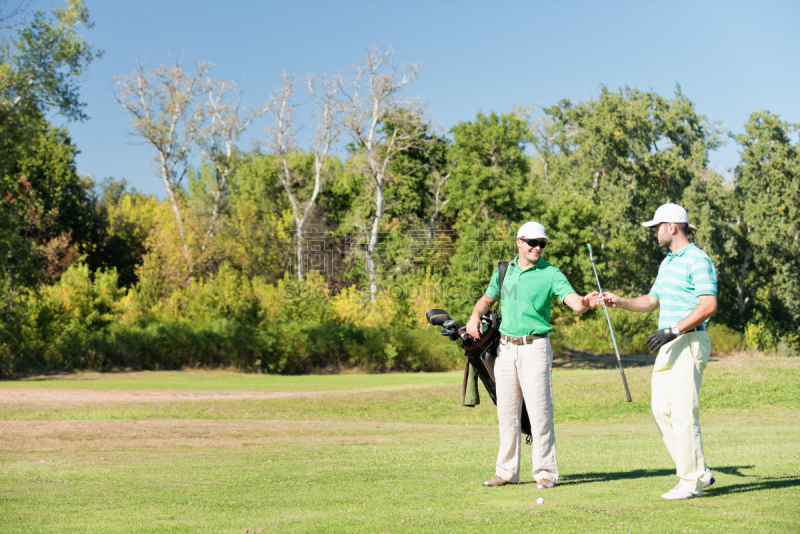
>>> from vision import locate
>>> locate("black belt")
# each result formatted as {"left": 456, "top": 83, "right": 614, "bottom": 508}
{"left": 685, "top": 324, "right": 706, "bottom": 333}
{"left": 500, "top": 333, "right": 548, "bottom": 345}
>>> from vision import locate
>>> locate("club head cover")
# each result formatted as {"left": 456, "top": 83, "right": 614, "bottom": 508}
{"left": 426, "top": 309, "right": 453, "bottom": 327}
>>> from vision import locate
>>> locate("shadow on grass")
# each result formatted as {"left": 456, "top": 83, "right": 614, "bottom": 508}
{"left": 705, "top": 475, "right": 800, "bottom": 497}
{"left": 558, "top": 465, "right": 756, "bottom": 486}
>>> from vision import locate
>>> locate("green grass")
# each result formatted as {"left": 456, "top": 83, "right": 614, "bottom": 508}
{"left": 0, "top": 369, "right": 461, "bottom": 391}
{"left": 1, "top": 357, "right": 799, "bottom": 533}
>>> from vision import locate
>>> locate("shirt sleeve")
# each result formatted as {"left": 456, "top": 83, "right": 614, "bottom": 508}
{"left": 552, "top": 268, "right": 576, "bottom": 302}
{"left": 485, "top": 266, "right": 501, "bottom": 299}
{"left": 691, "top": 256, "right": 718, "bottom": 296}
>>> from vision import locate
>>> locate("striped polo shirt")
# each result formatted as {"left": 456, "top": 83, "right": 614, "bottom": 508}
{"left": 649, "top": 244, "right": 717, "bottom": 329}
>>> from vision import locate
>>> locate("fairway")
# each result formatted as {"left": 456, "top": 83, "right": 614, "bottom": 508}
{"left": 1, "top": 356, "right": 799, "bottom": 533}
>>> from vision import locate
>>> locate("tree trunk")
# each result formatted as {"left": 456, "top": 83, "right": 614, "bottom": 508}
{"left": 296, "top": 221, "right": 305, "bottom": 281}
{"left": 736, "top": 242, "right": 752, "bottom": 327}
{"left": 161, "top": 161, "right": 192, "bottom": 271}
{"left": 367, "top": 178, "right": 385, "bottom": 304}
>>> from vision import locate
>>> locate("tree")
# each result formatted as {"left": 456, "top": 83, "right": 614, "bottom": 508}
{"left": 542, "top": 85, "right": 722, "bottom": 295}
{"left": 266, "top": 71, "right": 344, "bottom": 281}
{"left": 730, "top": 111, "right": 800, "bottom": 330}
{"left": 87, "top": 178, "right": 158, "bottom": 288}
{"left": 514, "top": 104, "right": 559, "bottom": 187}
{"left": 0, "top": 0, "right": 101, "bottom": 125}
{"left": 444, "top": 111, "right": 530, "bottom": 223}
{"left": 0, "top": 109, "right": 96, "bottom": 286}
{"left": 342, "top": 45, "right": 428, "bottom": 303}
{"left": 194, "top": 78, "right": 265, "bottom": 249}
{"left": 114, "top": 59, "right": 211, "bottom": 271}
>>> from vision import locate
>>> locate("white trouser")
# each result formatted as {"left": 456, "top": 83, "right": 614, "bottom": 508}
{"left": 494, "top": 337, "right": 557, "bottom": 484}
{"left": 651, "top": 331, "right": 711, "bottom": 490}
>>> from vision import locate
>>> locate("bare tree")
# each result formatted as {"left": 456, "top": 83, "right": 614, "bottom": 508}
{"left": 266, "top": 71, "right": 344, "bottom": 281}
{"left": 195, "top": 78, "right": 265, "bottom": 249}
{"left": 0, "top": 1, "right": 30, "bottom": 31}
{"left": 427, "top": 168, "right": 450, "bottom": 242}
{"left": 342, "top": 45, "right": 427, "bottom": 303}
{"left": 514, "top": 104, "right": 558, "bottom": 187}
{"left": 114, "top": 59, "right": 210, "bottom": 269}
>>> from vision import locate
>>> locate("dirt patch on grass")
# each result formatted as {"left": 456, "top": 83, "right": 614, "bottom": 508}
{"left": 0, "top": 419, "right": 483, "bottom": 453}
{"left": 0, "top": 389, "right": 323, "bottom": 404}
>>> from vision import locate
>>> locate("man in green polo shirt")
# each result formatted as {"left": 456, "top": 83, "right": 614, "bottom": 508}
{"left": 601, "top": 203, "right": 718, "bottom": 500}
{"left": 465, "top": 221, "right": 598, "bottom": 490}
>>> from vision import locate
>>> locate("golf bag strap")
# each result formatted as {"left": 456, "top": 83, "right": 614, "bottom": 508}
{"left": 493, "top": 261, "right": 509, "bottom": 314}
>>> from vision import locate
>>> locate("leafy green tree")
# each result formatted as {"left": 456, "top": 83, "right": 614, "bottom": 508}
{"left": 1, "top": 0, "right": 101, "bottom": 290}
{"left": 729, "top": 111, "right": 800, "bottom": 332}
{"left": 0, "top": 0, "right": 101, "bottom": 125}
{"left": 86, "top": 178, "right": 157, "bottom": 288}
{"left": 0, "top": 110, "right": 95, "bottom": 286}
{"left": 222, "top": 152, "right": 292, "bottom": 281}
{"left": 541, "top": 86, "right": 722, "bottom": 295}
{"left": 444, "top": 111, "right": 529, "bottom": 223}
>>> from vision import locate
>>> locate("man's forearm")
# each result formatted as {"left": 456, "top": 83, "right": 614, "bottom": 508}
{"left": 470, "top": 298, "right": 492, "bottom": 321}
{"left": 614, "top": 294, "right": 659, "bottom": 312}
{"left": 675, "top": 295, "right": 717, "bottom": 332}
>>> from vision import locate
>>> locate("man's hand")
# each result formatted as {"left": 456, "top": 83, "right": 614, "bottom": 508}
{"left": 646, "top": 328, "right": 678, "bottom": 352}
{"left": 602, "top": 292, "right": 659, "bottom": 312}
{"left": 564, "top": 291, "right": 600, "bottom": 313}
{"left": 602, "top": 291, "right": 623, "bottom": 308}
{"left": 582, "top": 291, "right": 600, "bottom": 309}
{"left": 466, "top": 294, "right": 496, "bottom": 339}
{"left": 466, "top": 316, "right": 483, "bottom": 339}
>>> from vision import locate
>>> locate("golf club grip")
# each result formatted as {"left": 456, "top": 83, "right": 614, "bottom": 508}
{"left": 617, "top": 359, "right": 632, "bottom": 402}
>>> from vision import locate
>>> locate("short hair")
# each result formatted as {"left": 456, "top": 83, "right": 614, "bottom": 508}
{"left": 675, "top": 223, "right": 689, "bottom": 235}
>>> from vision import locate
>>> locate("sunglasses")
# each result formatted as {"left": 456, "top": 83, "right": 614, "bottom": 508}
{"left": 519, "top": 237, "right": 547, "bottom": 249}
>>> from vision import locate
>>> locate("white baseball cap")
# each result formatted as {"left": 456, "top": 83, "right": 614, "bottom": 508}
{"left": 641, "top": 203, "right": 696, "bottom": 230}
{"left": 517, "top": 221, "right": 548, "bottom": 240}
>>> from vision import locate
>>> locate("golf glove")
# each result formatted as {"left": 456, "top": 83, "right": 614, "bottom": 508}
{"left": 646, "top": 327, "right": 679, "bottom": 352}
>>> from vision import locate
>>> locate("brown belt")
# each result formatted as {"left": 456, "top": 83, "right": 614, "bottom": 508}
{"left": 500, "top": 333, "right": 548, "bottom": 345}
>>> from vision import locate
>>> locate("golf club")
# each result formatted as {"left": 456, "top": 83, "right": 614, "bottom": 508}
{"left": 586, "top": 243, "right": 633, "bottom": 403}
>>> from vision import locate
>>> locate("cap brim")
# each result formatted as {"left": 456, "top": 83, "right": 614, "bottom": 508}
{"left": 641, "top": 220, "right": 698, "bottom": 230}
{"left": 518, "top": 235, "right": 550, "bottom": 241}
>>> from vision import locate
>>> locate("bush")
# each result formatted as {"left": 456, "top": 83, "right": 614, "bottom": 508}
{"left": 88, "top": 319, "right": 272, "bottom": 371}
{"left": 776, "top": 341, "right": 798, "bottom": 358}
{"left": 550, "top": 309, "right": 657, "bottom": 355}
{"left": 707, "top": 323, "right": 745, "bottom": 354}
{"left": 268, "top": 323, "right": 461, "bottom": 374}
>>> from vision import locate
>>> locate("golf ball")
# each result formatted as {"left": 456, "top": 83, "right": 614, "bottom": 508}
{"left": 537, "top": 498, "right": 544, "bottom": 505}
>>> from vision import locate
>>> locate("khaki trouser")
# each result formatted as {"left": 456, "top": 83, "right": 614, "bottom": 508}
{"left": 494, "top": 337, "right": 558, "bottom": 484}
{"left": 651, "top": 331, "right": 711, "bottom": 491}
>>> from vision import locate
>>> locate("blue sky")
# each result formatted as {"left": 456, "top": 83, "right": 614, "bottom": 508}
{"left": 39, "top": 0, "right": 800, "bottom": 198}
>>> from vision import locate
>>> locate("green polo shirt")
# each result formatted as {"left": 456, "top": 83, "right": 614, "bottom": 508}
{"left": 650, "top": 243, "right": 717, "bottom": 330}
{"left": 485, "top": 256, "right": 576, "bottom": 337}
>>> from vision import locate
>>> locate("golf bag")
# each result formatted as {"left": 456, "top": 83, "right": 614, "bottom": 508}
{"left": 425, "top": 261, "right": 533, "bottom": 443}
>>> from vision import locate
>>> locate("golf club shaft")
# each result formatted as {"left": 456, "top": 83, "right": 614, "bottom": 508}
{"left": 587, "top": 244, "right": 633, "bottom": 403}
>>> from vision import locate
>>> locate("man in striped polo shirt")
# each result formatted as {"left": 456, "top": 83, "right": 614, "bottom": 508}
{"left": 601, "top": 203, "right": 718, "bottom": 500}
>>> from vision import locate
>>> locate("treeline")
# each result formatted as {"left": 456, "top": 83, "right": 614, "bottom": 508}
{"left": 1, "top": 2, "right": 798, "bottom": 375}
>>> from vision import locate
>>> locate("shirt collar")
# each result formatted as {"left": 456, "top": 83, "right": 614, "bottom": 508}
{"left": 512, "top": 255, "right": 544, "bottom": 271}
{"left": 668, "top": 243, "right": 696, "bottom": 258}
